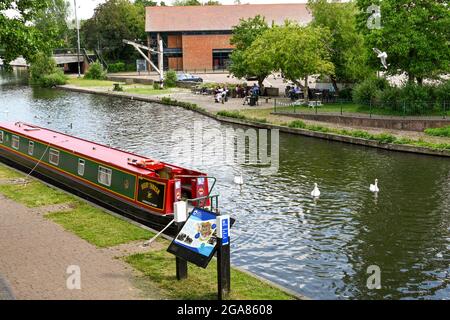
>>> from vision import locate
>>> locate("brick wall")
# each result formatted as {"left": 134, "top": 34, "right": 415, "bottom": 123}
{"left": 182, "top": 34, "right": 234, "bottom": 71}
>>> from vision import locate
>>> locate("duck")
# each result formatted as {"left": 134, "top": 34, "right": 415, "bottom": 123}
{"left": 370, "top": 179, "right": 379, "bottom": 193}
{"left": 311, "top": 183, "right": 320, "bottom": 198}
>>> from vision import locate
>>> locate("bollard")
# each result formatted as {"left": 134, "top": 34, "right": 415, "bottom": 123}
{"left": 174, "top": 201, "right": 188, "bottom": 280}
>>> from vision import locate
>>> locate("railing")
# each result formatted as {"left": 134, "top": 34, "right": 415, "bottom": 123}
{"left": 273, "top": 98, "right": 449, "bottom": 119}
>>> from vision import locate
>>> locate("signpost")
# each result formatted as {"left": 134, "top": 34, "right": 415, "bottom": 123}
{"left": 136, "top": 59, "right": 147, "bottom": 75}
{"left": 168, "top": 206, "right": 234, "bottom": 300}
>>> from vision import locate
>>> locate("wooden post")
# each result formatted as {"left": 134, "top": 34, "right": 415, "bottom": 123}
{"left": 217, "top": 215, "right": 231, "bottom": 300}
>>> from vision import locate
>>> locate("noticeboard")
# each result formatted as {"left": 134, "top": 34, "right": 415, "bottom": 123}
{"left": 136, "top": 59, "right": 147, "bottom": 73}
{"left": 167, "top": 207, "right": 219, "bottom": 268}
{"left": 137, "top": 177, "right": 166, "bottom": 211}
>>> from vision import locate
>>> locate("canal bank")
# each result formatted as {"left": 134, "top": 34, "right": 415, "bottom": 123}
{"left": 57, "top": 84, "right": 450, "bottom": 158}
{"left": 0, "top": 163, "right": 301, "bottom": 300}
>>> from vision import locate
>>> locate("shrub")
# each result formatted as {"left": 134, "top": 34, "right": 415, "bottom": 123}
{"left": 434, "top": 80, "right": 450, "bottom": 103}
{"left": 425, "top": 126, "right": 450, "bottom": 137}
{"left": 288, "top": 120, "right": 307, "bottom": 129}
{"left": 164, "top": 70, "right": 177, "bottom": 88}
{"left": 153, "top": 82, "right": 161, "bottom": 90}
{"left": 85, "top": 61, "right": 107, "bottom": 80}
{"left": 377, "top": 86, "right": 401, "bottom": 109}
{"left": 216, "top": 110, "right": 246, "bottom": 119}
{"left": 29, "top": 53, "right": 67, "bottom": 87}
{"left": 338, "top": 87, "right": 353, "bottom": 100}
{"left": 399, "top": 83, "right": 430, "bottom": 114}
{"left": 108, "top": 62, "right": 126, "bottom": 73}
{"left": 352, "top": 77, "right": 389, "bottom": 105}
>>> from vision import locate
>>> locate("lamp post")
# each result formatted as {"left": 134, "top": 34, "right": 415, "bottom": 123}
{"left": 73, "top": 0, "right": 81, "bottom": 77}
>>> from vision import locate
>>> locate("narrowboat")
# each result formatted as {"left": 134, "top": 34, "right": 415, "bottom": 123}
{"left": 0, "top": 122, "right": 211, "bottom": 233}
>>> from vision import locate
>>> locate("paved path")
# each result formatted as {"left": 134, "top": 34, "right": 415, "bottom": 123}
{"left": 0, "top": 194, "right": 164, "bottom": 300}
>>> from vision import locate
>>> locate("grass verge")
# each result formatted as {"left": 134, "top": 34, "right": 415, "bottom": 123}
{"left": 0, "top": 163, "right": 23, "bottom": 179}
{"left": 46, "top": 204, "right": 154, "bottom": 247}
{"left": 425, "top": 126, "right": 450, "bottom": 137}
{"left": 0, "top": 181, "right": 74, "bottom": 207}
{"left": 67, "top": 77, "right": 120, "bottom": 87}
{"left": 123, "top": 87, "right": 172, "bottom": 95}
{"left": 126, "top": 249, "right": 295, "bottom": 300}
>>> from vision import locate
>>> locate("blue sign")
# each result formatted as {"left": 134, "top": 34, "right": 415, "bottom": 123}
{"left": 221, "top": 217, "right": 229, "bottom": 246}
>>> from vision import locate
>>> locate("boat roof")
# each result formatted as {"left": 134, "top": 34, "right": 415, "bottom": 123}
{"left": 0, "top": 122, "right": 197, "bottom": 176}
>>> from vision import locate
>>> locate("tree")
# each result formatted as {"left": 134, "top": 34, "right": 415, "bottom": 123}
{"left": 173, "top": 0, "right": 201, "bottom": 5}
{"left": 34, "top": 0, "right": 70, "bottom": 47}
{"left": 0, "top": 0, "right": 59, "bottom": 67}
{"left": 134, "top": 0, "right": 157, "bottom": 6}
{"left": 82, "top": 0, "right": 145, "bottom": 62}
{"left": 308, "top": 0, "right": 371, "bottom": 91}
{"left": 356, "top": 0, "right": 450, "bottom": 84}
{"left": 274, "top": 23, "right": 335, "bottom": 101}
{"left": 228, "top": 15, "right": 270, "bottom": 87}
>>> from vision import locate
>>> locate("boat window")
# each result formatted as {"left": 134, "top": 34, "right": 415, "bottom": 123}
{"left": 49, "top": 149, "right": 60, "bottom": 166}
{"left": 0, "top": 131, "right": 3, "bottom": 143}
{"left": 28, "top": 141, "right": 34, "bottom": 156}
{"left": 12, "top": 135, "right": 19, "bottom": 149}
{"left": 78, "top": 159, "right": 85, "bottom": 176}
{"left": 98, "top": 166, "right": 112, "bottom": 187}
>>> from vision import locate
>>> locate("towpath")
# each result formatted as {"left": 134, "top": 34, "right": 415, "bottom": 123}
{"left": 0, "top": 193, "right": 164, "bottom": 300}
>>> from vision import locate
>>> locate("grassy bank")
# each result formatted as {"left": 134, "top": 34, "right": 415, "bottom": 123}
{"left": 425, "top": 125, "right": 450, "bottom": 137}
{"left": 220, "top": 109, "right": 450, "bottom": 152}
{"left": 126, "top": 249, "right": 295, "bottom": 300}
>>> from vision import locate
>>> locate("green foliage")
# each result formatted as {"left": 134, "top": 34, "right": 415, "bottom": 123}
{"left": 33, "top": 0, "right": 70, "bottom": 48}
{"left": 352, "top": 77, "right": 389, "bottom": 104}
{"left": 85, "top": 61, "right": 107, "bottom": 80}
{"left": 229, "top": 15, "right": 270, "bottom": 86}
{"left": 29, "top": 53, "right": 67, "bottom": 87}
{"left": 153, "top": 82, "right": 161, "bottom": 90}
{"left": 160, "top": 97, "right": 205, "bottom": 112}
{"left": 217, "top": 110, "right": 246, "bottom": 120}
{"left": 0, "top": 0, "right": 59, "bottom": 67}
{"left": 308, "top": 0, "right": 371, "bottom": 86}
{"left": 82, "top": 0, "right": 146, "bottom": 62}
{"left": 288, "top": 120, "right": 307, "bottom": 129}
{"left": 424, "top": 126, "right": 450, "bottom": 138}
{"left": 173, "top": 0, "right": 201, "bottom": 5}
{"left": 164, "top": 70, "right": 177, "bottom": 88}
{"left": 108, "top": 62, "right": 126, "bottom": 73}
{"left": 356, "top": 0, "right": 450, "bottom": 82}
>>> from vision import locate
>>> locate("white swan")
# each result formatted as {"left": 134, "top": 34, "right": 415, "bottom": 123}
{"left": 311, "top": 183, "right": 320, "bottom": 198}
{"left": 234, "top": 174, "right": 244, "bottom": 185}
{"left": 370, "top": 179, "right": 379, "bottom": 193}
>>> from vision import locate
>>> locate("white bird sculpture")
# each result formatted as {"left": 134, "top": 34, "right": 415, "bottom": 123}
{"left": 370, "top": 179, "right": 379, "bottom": 193}
{"left": 373, "top": 48, "right": 388, "bottom": 69}
{"left": 311, "top": 183, "right": 320, "bottom": 198}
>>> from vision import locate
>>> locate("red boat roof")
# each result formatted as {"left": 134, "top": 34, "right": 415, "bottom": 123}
{"left": 0, "top": 122, "right": 197, "bottom": 176}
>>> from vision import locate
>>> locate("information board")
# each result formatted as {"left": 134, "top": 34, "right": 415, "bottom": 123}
{"left": 167, "top": 207, "right": 218, "bottom": 268}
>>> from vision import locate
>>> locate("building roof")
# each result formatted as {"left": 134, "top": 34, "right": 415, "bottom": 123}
{"left": 145, "top": 3, "right": 312, "bottom": 33}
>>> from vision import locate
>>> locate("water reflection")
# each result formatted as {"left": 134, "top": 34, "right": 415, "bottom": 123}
{"left": 1, "top": 70, "right": 449, "bottom": 299}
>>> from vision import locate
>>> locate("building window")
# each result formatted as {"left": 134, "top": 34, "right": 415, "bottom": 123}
{"left": 12, "top": 135, "right": 19, "bottom": 150}
{"left": 212, "top": 49, "right": 232, "bottom": 71}
{"left": 28, "top": 141, "right": 34, "bottom": 156}
{"left": 49, "top": 149, "right": 60, "bottom": 166}
{"left": 0, "top": 131, "right": 3, "bottom": 143}
{"left": 98, "top": 166, "right": 112, "bottom": 187}
{"left": 78, "top": 159, "right": 85, "bottom": 176}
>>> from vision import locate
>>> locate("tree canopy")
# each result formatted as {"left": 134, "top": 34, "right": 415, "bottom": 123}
{"left": 0, "top": 0, "right": 60, "bottom": 66}
{"left": 356, "top": 0, "right": 450, "bottom": 83}
{"left": 308, "top": 0, "right": 371, "bottom": 89}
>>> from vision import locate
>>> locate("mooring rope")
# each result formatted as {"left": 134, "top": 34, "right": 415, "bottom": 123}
{"left": 142, "top": 219, "right": 175, "bottom": 247}
{"left": 19, "top": 142, "right": 51, "bottom": 186}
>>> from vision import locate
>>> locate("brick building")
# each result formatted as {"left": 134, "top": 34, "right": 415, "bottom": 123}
{"left": 145, "top": 3, "right": 312, "bottom": 72}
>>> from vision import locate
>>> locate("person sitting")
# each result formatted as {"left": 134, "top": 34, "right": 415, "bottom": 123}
{"left": 214, "top": 87, "right": 224, "bottom": 103}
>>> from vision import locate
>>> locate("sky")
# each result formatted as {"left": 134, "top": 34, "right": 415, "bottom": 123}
{"left": 70, "top": 0, "right": 309, "bottom": 20}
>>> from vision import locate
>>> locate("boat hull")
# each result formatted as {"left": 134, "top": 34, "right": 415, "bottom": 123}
{"left": 0, "top": 147, "right": 176, "bottom": 235}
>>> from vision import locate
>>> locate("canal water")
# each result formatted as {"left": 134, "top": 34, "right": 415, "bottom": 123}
{"left": 1, "top": 69, "right": 449, "bottom": 299}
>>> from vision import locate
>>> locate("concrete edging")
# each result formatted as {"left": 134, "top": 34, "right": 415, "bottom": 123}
{"left": 56, "top": 85, "right": 450, "bottom": 158}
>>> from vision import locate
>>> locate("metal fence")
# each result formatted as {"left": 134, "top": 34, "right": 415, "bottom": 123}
{"left": 273, "top": 98, "right": 448, "bottom": 119}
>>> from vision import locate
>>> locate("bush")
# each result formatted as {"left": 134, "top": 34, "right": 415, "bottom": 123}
{"left": 377, "top": 86, "right": 401, "bottom": 109}
{"left": 288, "top": 120, "right": 307, "bottom": 129}
{"left": 153, "top": 82, "right": 161, "bottom": 90}
{"left": 85, "top": 61, "right": 107, "bottom": 80}
{"left": 108, "top": 62, "right": 126, "bottom": 73}
{"left": 164, "top": 70, "right": 177, "bottom": 88}
{"left": 29, "top": 53, "right": 66, "bottom": 87}
{"left": 338, "top": 87, "right": 353, "bottom": 100}
{"left": 425, "top": 126, "right": 450, "bottom": 137}
{"left": 352, "top": 77, "right": 389, "bottom": 105}
{"left": 434, "top": 80, "right": 450, "bottom": 103}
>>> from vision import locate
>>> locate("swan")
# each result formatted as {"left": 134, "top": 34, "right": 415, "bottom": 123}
{"left": 311, "top": 183, "right": 320, "bottom": 198}
{"left": 370, "top": 179, "right": 379, "bottom": 193}
{"left": 234, "top": 173, "right": 244, "bottom": 185}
